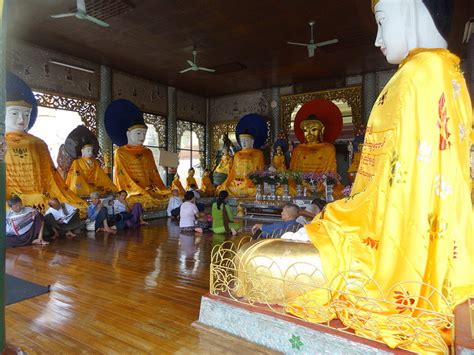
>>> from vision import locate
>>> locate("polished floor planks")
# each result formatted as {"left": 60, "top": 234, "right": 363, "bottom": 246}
{"left": 5, "top": 219, "right": 275, "bottom": 354}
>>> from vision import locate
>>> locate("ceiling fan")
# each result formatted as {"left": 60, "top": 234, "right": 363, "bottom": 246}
{"left": 179, "top": 50, "right": 216, "bottom": 74}
{"left": 51, "top": 0, "right": 110, "bottom": 28}
{"left": 287, "top": 21, "right": 338, "bottom": 57}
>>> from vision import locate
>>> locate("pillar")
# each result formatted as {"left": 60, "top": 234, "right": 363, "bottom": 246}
{"left": 97, "top": 65, "right": 113, "bottom": 174}
{"left": 205, "top": 98, "right": 211, "bottom": 168}
{"left": 467, "top": 37, "right": 474, "bottom": 97}
{"left": 166, "top": 86, "right": 177, "bottom": 185}
{"left": 362, "top": 72, "right": 377, "bottom": 125}
{"left": 270, "top": 87, "right": 281, "bottom": 142}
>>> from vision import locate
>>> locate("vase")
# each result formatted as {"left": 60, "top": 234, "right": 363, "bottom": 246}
{"left": 255, "top": 184, "right": 263, "bottom": 201}
{"left": 269, "top": 184, "right": 276, "bottom": 201}
{"left": 283, "top": 184, "right": 290, "bottom": 201}
{"left": 296, "top": 184, "right": 303, "bottom": 196}
{"left": 325, "top": 184, "right": 335, "bottom": 202}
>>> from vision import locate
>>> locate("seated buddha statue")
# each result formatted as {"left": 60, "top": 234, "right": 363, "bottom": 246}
{"left": 233, "top": 1, "right": 473, "bottom": 352}
{"left": 65, "top": 143, "right": 118, "bottom": 197}
{"left": 5, "top": 73, "right": 87, "bottom": 214}
{"left": 289, "top": 115, "right": 337, "bottom": 174}
{"left": 185, "top": 167, "right": 199, "bottom": 191}
{"left": 216, "top": 114, "right": 268, "bottom": 198}
{"left": 272, "top": 145, "right": 287, "bottom": 172}
{"left": 171, "top": 173, "right": 186, "bottom": 196}
{"left": 105, "top": 99, "right": 170, "bottom": 209}
{"left": 200, "top": 169, "right": 215, "bottom": 197}
{"left": 213, "top": 145, "right": 233, "bottom": 186}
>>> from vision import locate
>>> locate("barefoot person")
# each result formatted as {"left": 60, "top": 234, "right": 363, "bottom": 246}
{"left": 44, "top": 198, "right": 83, "bottom": 238}
{"left": 6, "top": 196, "right": 48, "bottom": 247}
{"left": 112, "top": 190, "right": 148, "bottom": 229}
{"left": 87, "top": 192, "right": 116, "bottom": 233}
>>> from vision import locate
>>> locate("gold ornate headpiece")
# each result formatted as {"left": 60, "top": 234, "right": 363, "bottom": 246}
{"left": 239, "top": 133, "right": 254, "bottom": 139}
{"left": 127, "top": 124, "right": 147, "bottom": 131}
{"left": 82, "top": 144, "right": 94, "bottom": 149}
{"left": 371, "top": 0, "right": 380, "bottom": 12}
{"left": 6, "top": 100, "right": 32, "bottom": 108}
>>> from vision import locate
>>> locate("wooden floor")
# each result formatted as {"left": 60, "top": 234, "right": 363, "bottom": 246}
{"left": 5, "top": 218, "right": 273, "bottom": 354}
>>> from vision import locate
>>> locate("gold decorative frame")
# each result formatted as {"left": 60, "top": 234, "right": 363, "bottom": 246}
{"left": 34, "top": 91, "right": 97, "bottom": 134}
{"left": 210, "top": 239, "right": 455, "bottom": 354}
{"left": 280, "top": 86, "right": 362, "bottom": 134}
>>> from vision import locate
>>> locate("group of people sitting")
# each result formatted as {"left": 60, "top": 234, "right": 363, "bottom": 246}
{"left": 168, "top": 186, "right": 327, "bottom": 239}
{"left": 6, "top": 190, "right": 147, "bottom": 248}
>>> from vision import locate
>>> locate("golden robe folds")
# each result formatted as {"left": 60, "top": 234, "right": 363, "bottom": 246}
{"left": 288, "top": 49, "right": 474, "bottom": 351}
{"left": 6, "top": 132, "right": 87, "bottom": 213}
{"left": 217, "top": 149, "right": 264, "bottom": 197}
{"left": 66, "top": 157, "right": 118, "bottom": 197}
{"left": 114, "top": 145, "right": 170, "bottom": 209}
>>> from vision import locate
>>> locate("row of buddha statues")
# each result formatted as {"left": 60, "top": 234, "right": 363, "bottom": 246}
{"left": 5, "top": 74, "right": 353, "bottom": 214}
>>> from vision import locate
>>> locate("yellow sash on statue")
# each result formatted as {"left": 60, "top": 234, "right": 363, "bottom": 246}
{"left": 288, "top": 49, "right": 474, "bottom": 352}
{"left": 289, "top": 142, "right": 337, "bottom": 173}
{"left": 66, "top": 157, "right": 118, "bottom": 197}
{"left": 5, "top": 132, "right": 87, "bottom": 214}
{"left": 114, "top": 145, "right": 170, "bottom": 209}
{"left": 217, "top": 149, "right": 264, "bottom": 197}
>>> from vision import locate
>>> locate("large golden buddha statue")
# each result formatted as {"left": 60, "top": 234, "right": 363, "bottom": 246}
{"left": 216, "top": 114, "right": 267, "bottom": 197}
{"left": 5, "top": 73, "right": 87, "bottom": 214}
{"left": 232, "top": 0, "right": 473, "bottom": 352}
{"left": 289, "top": 99, "right": 343, "bottom": 174}
{"left": 105, "top": 99, "right": 170, "bottom": 209}
{"left": 65, "top": 126, "right": 118, "bottom": 197}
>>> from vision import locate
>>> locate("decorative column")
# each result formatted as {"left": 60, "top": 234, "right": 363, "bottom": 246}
{"left": 167, "top": 86, "right": 177, "bottom": 185}
{"left": 97, "top": 65, "right": 113, "bottom": 174}
{"left": 0, "top": 0, "right": 6, "bottom": 350}
{"left": 362, "top": 72, "right": 377, "bottom": 125}
{"left": 205, "top": 98, "right": 211, "bottom": 168}
{"left": 271, "top": 87, "right": 280, "bottom": 141}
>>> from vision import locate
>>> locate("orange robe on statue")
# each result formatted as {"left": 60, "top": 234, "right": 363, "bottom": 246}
{"left": 217, "top": 149, "right": 264, "bottom": 197}
{"left": 66, "top": 157, "right": 118, "bottom": 197}
{"left": 289, "top": 142, "right": 337, "bottom": 173}
{"left": 114, "top": 145, "right": 170, "bottom": 209}
{"left": 5, "top": 132, "right": 87, "bottom": 214}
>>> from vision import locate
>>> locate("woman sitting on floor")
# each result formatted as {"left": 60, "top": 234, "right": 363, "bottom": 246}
{"left": 211, "top": 190, "right": 240, "bottom": 236}
{"left": 179, "top": 191, "right": 210, "bottom": 233}
{"left": 6, "top": 196, "right": 48, "bottom": 247}
{"left": 113, "top": 190, "right": 148, "bottom": 229}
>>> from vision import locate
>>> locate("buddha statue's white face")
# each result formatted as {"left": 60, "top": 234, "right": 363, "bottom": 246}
{"left": 374, "top": 0, "right": 446, "bottom": 64}
{"left": 81, "top": 145, "right": 94, "bottom": 158}
{"left": 126, "top": 127, "right": 147, "bottom": 146}
{"left": 239, "top": 135, "right": 254, "bottom": 149}
{"left": 6, "top": 104, "right": 31, "bottom": 133}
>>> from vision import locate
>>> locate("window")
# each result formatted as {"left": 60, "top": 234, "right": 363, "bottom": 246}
{"left": 28, "top": 106, "right": 83, "bottom": 166}
{"left": 177, "top": 120, "right": 205, "bottom": 186}
{"left": 143, "top": 113, "right": 167, "bottom": 183}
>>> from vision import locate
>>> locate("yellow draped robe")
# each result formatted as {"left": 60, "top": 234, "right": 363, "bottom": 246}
{"left": 185, "top": 176, "right": 198, "bottom": 191}
{"left": 288, "top": 49, "right": 474, "bottom": 352}
{"left": 114, "top": 145, "right": 170, "bottom": 209}
{"left": 201, "top": 174, "right": 215, "bottom": 197}
{"left": 171, "top": 177, "right": 186, "bottom": 197}
{"left": 66, "top": 157, "right": 118, "bottom": 197}
{"left": 289, "top": 142, "right": 337, "bottom": 172}
{"left": 5, "top": 132, "right": 87, "bottom": 214}
{"left": 272, "top": 154, "right": 287, "bottom": 172}
{"left": 214, "top": 154, "right": 233, "bottom": 175}
{"left": 217, "top": 148, "right": 264, "bottom": 197}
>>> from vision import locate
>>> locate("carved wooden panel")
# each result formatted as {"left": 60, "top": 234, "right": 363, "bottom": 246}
{"left": 7, "top": 40, "right": 100, "bottom": 101}
{"left": 177, "top": 90, "right": 206, "bottom": 123}
{"left": 112, "top": 70, "right": 167, "bottom": 115}
{"left": 209, "top": 89, "right": 272, "bottom": 122}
